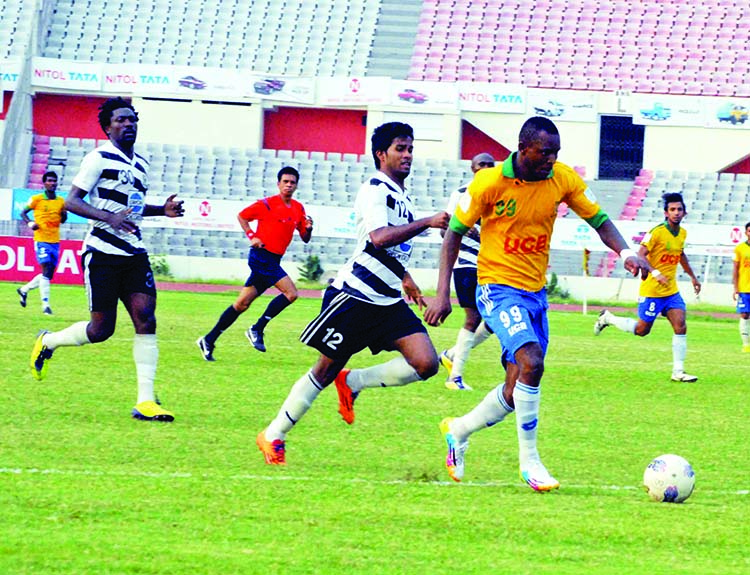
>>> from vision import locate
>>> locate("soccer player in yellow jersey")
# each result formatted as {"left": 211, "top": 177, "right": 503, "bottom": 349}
{"left": 733, "top": 221, "right": 750, "bottom": 352}
{"left": 595, "top": 192, "right": 701, "bottom": 382}
{"left": 425, "top": 117, "right": 650, "bottom": 491}
{"left": 18, "top": 171, "right": 67, "bottom": 315}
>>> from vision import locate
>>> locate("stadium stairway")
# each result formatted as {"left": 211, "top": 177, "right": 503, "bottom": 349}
{"left": 366, "top": 0, "right": 423, "bottom": 79}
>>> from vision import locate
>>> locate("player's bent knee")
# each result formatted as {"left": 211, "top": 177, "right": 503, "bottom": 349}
{"left": 416, "top": 357, "right": 440, "bottom": 380}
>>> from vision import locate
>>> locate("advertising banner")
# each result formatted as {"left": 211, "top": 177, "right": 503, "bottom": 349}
{"left": 316, "top": 76, "right": 391, "bottom": 106}
{"left": 0, "top": 236, "right": 85, "bottom": 284}
{"left": 456, "top": 82, "right": 526, "bottom": 113}
{"left": 0, "top": 59, "right": 21, "bottom": 92}
{"left": 633, "top": 95, "right": 705, "bottom": 127}
{"left": 704, "top": 98, "right": 750, "bottom": 129}
{"left": 248, "top": 74, "right": 316, "bottom": 104}
{"left": 32, "top": 57, "right": 102, "bottom": 91}
{"left": 527, "top": 89, "right": 597, "bottom": 123}
{"left": 102, "top": 63, "right": 178, "bottom": 95}
{"left": 390, "top": 80, "right": 457, "bottom": 110}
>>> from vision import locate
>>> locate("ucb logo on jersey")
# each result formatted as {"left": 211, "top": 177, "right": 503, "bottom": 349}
{"left": 659, "top": 254, "right": 680, "bottom": 265}
{"left": 126, "top": 191, "right": 145, "bottom": 222}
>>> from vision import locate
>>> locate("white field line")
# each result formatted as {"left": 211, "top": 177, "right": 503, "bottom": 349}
{"left": 0, "top": 467, "right": 747, "bottom": 495}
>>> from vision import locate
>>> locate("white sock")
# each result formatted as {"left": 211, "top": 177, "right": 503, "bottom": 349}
{"left": 266, "top": 371, "right": 323, "bottom": 440}
{"left": 740, "top": 318, "right": 750, "bottom": 346}
{"left": 22, "top": 273, "right": 41, "bottom": 293}
{"left": 672, "top": 334, "right": 687, "bottom": 374}
{"left": 451, "top": 384, "right": 514, "bottom": 443}
{"left": 473, "top": 321, "right": 492, "bottom": 347}
{"left": 513, "top": 381, "right": 541, "bottom": 465}
{"left": 451, "top": 328, "right": 475, "bottom": 378}
{"left": 39, "top": 276, "right": 50, "bottom": 308}
{"left": 609, "top": 314, "right": 637, "bottom": 334}
{"left": 43, "top": 321, "right": 90, "bottom": 350}
{"left": 347, "top": 357, "right": 422, "bottom": 393}
{"left": 134, "top": 334, "right": 158, "bottom": 404}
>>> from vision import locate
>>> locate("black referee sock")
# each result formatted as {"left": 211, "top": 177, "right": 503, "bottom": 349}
{"left": 205, "top": 305, "right": 241, "bottom": 344}
{"left": 254, "top": 294, "right": 293, "bottom": 332}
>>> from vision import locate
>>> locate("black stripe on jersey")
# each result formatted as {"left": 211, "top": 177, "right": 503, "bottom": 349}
{"left": 457, "top": 256, "right": 476, "bottom": 266}
{"left": 363, "top": 242, "right": 405, "bottom": 279}
{"left": 97, "top": 186, "right": 129, "bottom": 206}
{"left": 350, "top": 262, "right": 402, "bottom": 298}
{"left": 90, "top": 227, "right": 145, "bottom": 254}
{"left": 99, "top": 168, "right": 147, "bottom": 193}
{"left": 340, "top": 282, "right": 374, "bottom": 302}
{"left": 370, "top": 178, "right": 400, "bottom": 194}
{"left": 99, "top": 151, "right": 131, "bottom": 165}
{"left": 462, "top": 245, "right": 479, "bottom": 256}
{"left": 458, "top": 185, "right": 468, "bottom": 193}
{"left": 386, "top": 194, "right": 395, "bottom": 209}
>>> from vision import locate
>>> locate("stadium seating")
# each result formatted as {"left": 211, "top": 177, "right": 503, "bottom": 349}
{"left": 408, "top": 0, "right": 750, "bottom": 96}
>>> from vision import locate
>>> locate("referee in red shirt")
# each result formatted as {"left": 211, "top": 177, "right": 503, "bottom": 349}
{"left": 197, "top": 166, "right": 313, "bottom": 360}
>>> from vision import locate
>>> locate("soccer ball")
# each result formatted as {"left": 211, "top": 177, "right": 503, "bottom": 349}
{"left": 643, "top": 454, "right": 696, "bottom": 503}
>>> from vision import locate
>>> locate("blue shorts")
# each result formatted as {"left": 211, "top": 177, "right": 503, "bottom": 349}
{"left": 245, "top": 248, "right": 287, "bottom": 294}
{"left": 737, "top": 293, "right": 750, "bottom": 314}
{"left": 476, "top": 284, "right": 549, "bottom": 365}
{"left": 300, "top": 286, "right": 427, "bottom": 360}
{"left": 35, "top": 242, "right": 60, "bottom": 267}
{"left": 453, "top": 267, "right": 478, "bottom": 309}
{"left": 637, "top": 292, "right": 686, "bottom": 323}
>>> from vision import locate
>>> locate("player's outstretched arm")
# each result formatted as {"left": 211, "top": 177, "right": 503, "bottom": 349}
{"left": 594, "top": 218, "right": 650, "bottom": 279}
{"left": 369, "top": 211, "right": 449, "bottom": 249}
{"left": 144, "top": 194, "right": 184, "bottom": 218}
{"left": 424, "top": 228, "right": 462, "bottom": 326}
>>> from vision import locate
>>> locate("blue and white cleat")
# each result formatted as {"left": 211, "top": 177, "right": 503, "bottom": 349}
{"left": 440, "top": 417, "right": 468, "bottom": 482}
{"left": 445, "top": 375, "right": 473, "bottom": 391}
{"left": 520, "top": 460, "right": 560, "bottom": 492}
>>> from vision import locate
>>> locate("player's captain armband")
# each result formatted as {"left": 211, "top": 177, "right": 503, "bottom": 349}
{"left": 620, "top": 248, "right": 637, "bottom": 261}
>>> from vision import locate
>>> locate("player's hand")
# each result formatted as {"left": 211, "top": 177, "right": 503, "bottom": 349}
{"left": 402, "top": 275, "right": 426, "bottom": 310}
{"left": 733, "top": 290, "right": 739, "bottom": 301}
{"left": 424, "top": 295, "right": 452, "bottom": 326}
{"left": 430, "top": 211, "right": 450, "bottom": 230}
{"left": 624, "top": 255, "right": 650, "bottom": 280}
{"left": 164, "top": 194, "right": 185, "bottom": 218}
{"left": 305, "top": 216, "right": 313, "bottom": 231}
{"left": 692, "top": 279, "right": 702, "bottom": 295}
{"left": 106, "top": 208, "right": 138, "bottom": 233}
{"left": 650, "top": 268, "right": 670, "bottom": 286}
{"left": 27, "top": 222, "right": 39, "bottom": 231}
{"left": 249, "top": 236, "right": 265, "bottom": 249}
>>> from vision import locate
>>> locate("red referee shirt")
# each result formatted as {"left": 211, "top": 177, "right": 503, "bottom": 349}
{"left": 238, "top": 195, "right": 308, "bottom": 255}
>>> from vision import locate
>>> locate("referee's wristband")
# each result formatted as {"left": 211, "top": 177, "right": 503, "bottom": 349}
{"left": 619, "top": 248, "right": 637, "bottom": 261}
{"left": 245, "top": 230, "right": 255, "bottom": 240}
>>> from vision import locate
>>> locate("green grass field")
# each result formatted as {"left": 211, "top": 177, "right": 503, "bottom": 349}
{"left": 1, "top": 283, "right": 748, "bottom": 574}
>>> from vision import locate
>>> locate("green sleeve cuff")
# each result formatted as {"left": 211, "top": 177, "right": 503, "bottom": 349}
{"left": 585, "top": 209, "right": 609, "bottom": 229}
{"left": 449, "top": 214, "right": 470, "bottom": 234}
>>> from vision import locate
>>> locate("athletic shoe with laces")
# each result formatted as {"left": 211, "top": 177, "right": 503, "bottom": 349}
{"left": 42, "top": 307, "right": 53, "bottom": 315}
{"left": 671, "top": 372, "right": 698, "bottom": 383}
{"left": 131, "top": 400, "right": 174, "bottom": 422}
{"left": 440, "top": 417, "right": 468, "bottom": 482}
{"left": 593, "top": 309, "right": 613, "bottom": 335}
{"left": 30, "top": 330, "right": 53, "bottom": 381}
{"left": 334, "top": 368, "right": 358, "bottom": 424}
{"left": 520, "top": 460, "right": 560, "bottom": 492}
{"left": 439, "top": 349, "right": 453, "bottom": 373}
{"left": 17, "top": 288, "right": 27, "bottom": 308}
{"left": 445, "top": 375, "right": 473, "bottom": 391}
{"left": 256, "top": 429, "right": 286, "bottom": 465}
{"left": 196, "top": 336, "right": 216, "bottom": 361}
{"left": 743, "top": 345, "right": 750, "bottom": 353}
{"left": 246, "top": 326, "right": 266, "bottom": 352}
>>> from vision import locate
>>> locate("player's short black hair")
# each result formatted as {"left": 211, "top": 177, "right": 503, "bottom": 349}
{"left": 745, "top": 221, "right": 750, "bottom": 231}
{"left": 42, "top": 171, "right": 58, "bottom": 182}
{"left": 519, "top": 116, "right": 559, "bottom": 146}
{"left": 277, "top": 166, "right": 299, "bottom": 182}
{"left": 371, "top": 122, "right": 413, "bottom": 169}
{"left": 98, "top": 97, "right": 137, "bottom": 134}
{"left": 662, "top": 192, "right": 686, "bottom": 212}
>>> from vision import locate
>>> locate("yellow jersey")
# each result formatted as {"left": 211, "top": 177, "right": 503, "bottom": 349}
{"left": 450, "top": 154, "right": 605, "bottom": 291}
{"left": 28, "top": 194, "right": 66, "bottom": 243}
{"left": 734, "top": 242, "right": 750, "bottom": 293}
{"left": 639, "top": 222, "right": 686, "bottom": 298}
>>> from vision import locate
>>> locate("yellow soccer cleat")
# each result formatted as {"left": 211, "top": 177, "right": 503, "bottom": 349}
{"left": 439, "top": 349, "right": 453, "bottom": 373}
{"left": 132, "top": 400, "right": 174, "bottom": 422}
{"left": 30, "top": 330, "right": 53, "bottom": 381}
{"left": 742, "top": 345, "right": 750, "bottom": 353}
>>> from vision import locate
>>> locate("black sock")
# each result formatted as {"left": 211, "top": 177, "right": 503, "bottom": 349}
{"left": 254, "top": 294, "right": 292, "bottom": 331}
{"left": 205, "top": 306, "right": 241, "bottom": 344}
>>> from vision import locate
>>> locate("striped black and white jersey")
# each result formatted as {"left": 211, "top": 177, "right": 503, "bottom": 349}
{"left": 446, "top": 183, "right": 480, "bottom": 269}
{"left": 71, "top": 141, "right": 150, "bottom": 256}
{"left": 332, "top": 171, "right": 415, "bottom": 306}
